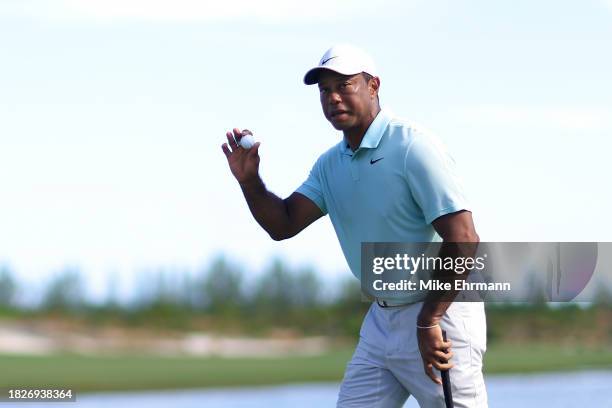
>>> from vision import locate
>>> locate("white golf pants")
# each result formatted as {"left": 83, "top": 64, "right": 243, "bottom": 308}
{"left": 337, "top": 301, "right": 488, "bottom": 407}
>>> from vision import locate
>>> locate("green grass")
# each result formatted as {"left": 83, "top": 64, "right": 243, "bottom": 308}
{"left": 484, "top": 343, "right": 612, "bottom": 374}
{"left": 1, "top": 344, "right": 612, "bottom": 392}
{"left": 0, "top": 350, "right": 354, "bottom": 392}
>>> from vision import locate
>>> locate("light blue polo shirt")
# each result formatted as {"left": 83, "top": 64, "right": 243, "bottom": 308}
{"left": 296, "top": 109, "right": 470, "bottom": 295}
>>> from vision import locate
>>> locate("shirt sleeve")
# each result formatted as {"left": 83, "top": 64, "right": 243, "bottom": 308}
{"left": 295, "top": 157, "right": 328, "bottom": 215}
{"left": 404, "top": 129, "right": 471, "bottom": 224}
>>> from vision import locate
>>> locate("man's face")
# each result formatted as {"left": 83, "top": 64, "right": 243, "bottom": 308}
{"left": 317, "top": 71, "right": 379, "bottom": 131}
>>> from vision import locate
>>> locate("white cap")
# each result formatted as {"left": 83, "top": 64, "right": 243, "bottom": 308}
{"left": 303, "top": 44, "right": 378, "bottom": 85}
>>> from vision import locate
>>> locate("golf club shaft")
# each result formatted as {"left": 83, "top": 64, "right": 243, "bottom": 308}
{"left": 441, "top": 330, "right": 454, "bottom": 408}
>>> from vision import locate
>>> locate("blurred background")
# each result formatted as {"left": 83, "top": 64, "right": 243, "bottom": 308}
{"left": 1, "top": 0, "right": 611, "bottom": 406}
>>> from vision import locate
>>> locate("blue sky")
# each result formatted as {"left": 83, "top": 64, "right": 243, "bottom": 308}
{"left": 1, "top": 0, "right": 611, "bottom": 301}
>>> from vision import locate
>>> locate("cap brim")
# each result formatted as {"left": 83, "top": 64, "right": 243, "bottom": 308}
{"left": 303, "top": 66, "right": 359, "bottom": 85}
{"left": 303, "top": 67, "right": 332, "bottom": 85}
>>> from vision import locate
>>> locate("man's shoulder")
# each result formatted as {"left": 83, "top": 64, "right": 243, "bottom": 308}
{"left": 382, "top": 114, "right": 426, "bottom": 152}
{"left": 309, "top": 141, "right": 343, "bottom": 174}
{"left": 380, "top": 114, "right": 453, "bottom": 171}
{"left": 316, "top": 140, "right": 343, "bottom": 163}
{"left": 386, "top": 115, "right": 445, "bottom": 152}
{"left": 386, "top": 114, "right": 428, "bottom": 139}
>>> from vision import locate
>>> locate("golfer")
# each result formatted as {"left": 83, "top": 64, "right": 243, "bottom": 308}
{"left": 222, "top": 44, "right": 487, "bottom": 407}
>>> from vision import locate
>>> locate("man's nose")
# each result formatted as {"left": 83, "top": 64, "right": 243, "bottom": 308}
{"left": 327, "top": 91, "right": 342, "bottom": 105}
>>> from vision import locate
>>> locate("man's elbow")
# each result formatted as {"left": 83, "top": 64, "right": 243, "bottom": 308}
{"left": 268, "top": 229, "right": 294, "bottom": 241}
{"left": 464, "top": 230, "right": 480, "bottom": 243}
{"left": 269, "top": 231, "right": 287, "bottom": 241}
{"left": 444, "top": 230, "right": 480, "bottom": 243}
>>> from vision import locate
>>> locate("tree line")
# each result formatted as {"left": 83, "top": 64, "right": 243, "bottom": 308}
{"left": 0, "top": 257, "right": 369, "bottom": 336}
{"left": 0, "top": 257, "right": 610, "bottom": 342}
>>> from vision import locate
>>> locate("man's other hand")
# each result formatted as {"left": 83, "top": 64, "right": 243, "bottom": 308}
{"left": 221, "top": 128, "right": 261, "bottom": 185}
{"left": 417, "top": 324, "right": 454, "bottom": 384}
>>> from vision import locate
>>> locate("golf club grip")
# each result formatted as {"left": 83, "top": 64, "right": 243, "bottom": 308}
{"left": 441, "top": 330, "right": 454, "bottom": 408}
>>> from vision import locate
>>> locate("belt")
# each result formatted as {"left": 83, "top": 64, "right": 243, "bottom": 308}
{"left": 376, "top": 298, "right": 417, "bottom": 308}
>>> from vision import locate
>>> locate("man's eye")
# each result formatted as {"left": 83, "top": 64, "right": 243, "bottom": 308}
{"left": 339, "top": 82, "right": 351, "bottom": 91}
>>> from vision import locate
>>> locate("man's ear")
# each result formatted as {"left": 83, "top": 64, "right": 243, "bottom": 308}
{"left": 369, "top": 76, "right": 380, "bottom": 98}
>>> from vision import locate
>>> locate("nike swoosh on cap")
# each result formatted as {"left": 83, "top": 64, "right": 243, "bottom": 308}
{"left": 321, "top": 56, "right": 338, "bottom": 65}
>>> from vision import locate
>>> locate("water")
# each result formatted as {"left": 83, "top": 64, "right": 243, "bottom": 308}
{"left": 16, "top": 370, "right": 612, "bottom": 407}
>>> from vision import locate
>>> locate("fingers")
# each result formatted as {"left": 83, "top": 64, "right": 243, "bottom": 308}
{"left": 233, "top": 127, "right": 250, "bottom": 143}
{"left": 226, "top": 131, "right": 239, "bottom": 150}
{"left": 232, "top": 128, "right": 241, "bottom": 142}
{"left": 423, "top": 348, "right": 454, "bottom": 373}
{"left": 221, "top": 143, "right": 231, "bottom": 158}
{"left": 227, "top": 128, "right": 254, "bottom": 147}
{"left": 420, "top": 340, "right": 453, "bottom": 383}
{"left": 424, "top": 363, "right": 441, "bottom": 385}
{"left": 432, "top": 359, "right": 454, "bottom": 371}
{"left": 417, "top": 326, "right": 453, "bottom": 384}
{"left": 430, "top": 343, "right": 454, "bottom": 371}
{"left": 222, "top": 131, "right": 259, "bottom": 161}
{"left": 433, "top": 349, "right": 453, "bottom": 362}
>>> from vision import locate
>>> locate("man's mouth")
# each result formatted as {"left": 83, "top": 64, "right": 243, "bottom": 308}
{"left": 331, "top": 110, "right": 349, "bottom": 118}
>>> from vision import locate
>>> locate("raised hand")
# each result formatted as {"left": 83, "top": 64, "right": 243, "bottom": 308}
{"left": 221, "top": 128, "right": 261, "bottom": 184}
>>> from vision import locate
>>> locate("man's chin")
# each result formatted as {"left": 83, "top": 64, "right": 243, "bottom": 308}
{"left": 329, "top": 117, "right": 352, "bottom": 130}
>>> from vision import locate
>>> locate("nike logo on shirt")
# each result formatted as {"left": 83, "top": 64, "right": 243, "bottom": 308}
{"left": 370, "top": 157, "right": 384, "bottom": 165}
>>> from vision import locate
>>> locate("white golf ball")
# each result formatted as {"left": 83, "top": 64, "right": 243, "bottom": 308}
{"left": 239, "top": 134, "right": 255, "bottom": 149}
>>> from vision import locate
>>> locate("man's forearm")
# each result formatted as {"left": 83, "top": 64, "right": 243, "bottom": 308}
{"left": 417, "top": 241, "right": 479, "bottom": 326}
{"left": 239, "top": 176, "right": 292, "bottom": 240}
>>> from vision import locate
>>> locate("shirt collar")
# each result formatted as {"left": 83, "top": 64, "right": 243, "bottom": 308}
{"left": 339, "top": 109, "right": 393, "bottom": 156}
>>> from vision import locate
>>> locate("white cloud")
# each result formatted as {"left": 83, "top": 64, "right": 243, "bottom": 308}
{"left": 451, "top": 105, "right": 612, "bottom": 132}
{"left": 0, "top": 0, "right": 406, "bottom": 22}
